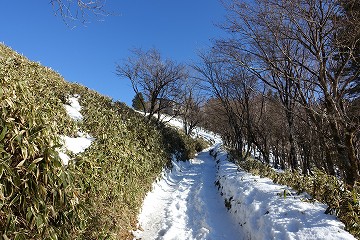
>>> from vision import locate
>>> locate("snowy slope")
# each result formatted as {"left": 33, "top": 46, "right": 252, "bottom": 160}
{"left": 134, "top": 116, "right": 355, "bottom": 240}
{"left": 213, "top": 144, "right": 356, "bottom": 240}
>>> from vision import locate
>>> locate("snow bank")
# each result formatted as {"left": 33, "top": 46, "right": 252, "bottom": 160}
{"left": 59, "top": 95, "right": 94, "bottom": 165}
{"left": 164, "top": 114, "right": 222, "bottom": 144}
{"left": 213, "top": 145, "right": 356, "bottom": 240}
{"left": 135, "top": 112, "right": 222, "bottom": 144}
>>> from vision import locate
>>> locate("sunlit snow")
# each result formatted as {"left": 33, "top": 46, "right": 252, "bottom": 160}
{"left": 134, "top": 116, "right": 356, "bottom": 240}
{"left": 213, "top": 144, "right": 355, "bottom": 240}
{"left": 61, "top": 132, "right": 94, "bottom": 154}
{"left": 58, "top": 95, "right": 94, "bottom": 165}
{"left": 64, "top": 94, "right": 83, "bottom": 121}
{"left": 133, "top": 150, "right": 243, "bottom": 240}
{"left": 57, "top": 102, "right": 356, "bottom": 239}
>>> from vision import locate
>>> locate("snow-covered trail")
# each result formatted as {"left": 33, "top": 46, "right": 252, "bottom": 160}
{"left": 134, "top": 148, "right": 244, "bottom": 240}
{"left": 134, "top": 115, "right": 355, "bottom": 239}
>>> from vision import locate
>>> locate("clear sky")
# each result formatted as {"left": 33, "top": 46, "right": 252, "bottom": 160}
{"left": 0, "top": 1, "right": 228, "bottom": 106}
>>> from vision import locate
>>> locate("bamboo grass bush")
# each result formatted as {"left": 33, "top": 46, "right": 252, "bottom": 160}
{"left": 0, "top": 44, "right": 206, "bottom": 239}
{"left": 158, "top": 124, "right": 209, "bottom": 162}
{"left": 0, "top": 45, "right": 82, "bottom": 239}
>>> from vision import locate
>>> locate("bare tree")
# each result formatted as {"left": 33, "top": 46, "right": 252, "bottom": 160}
{"left": 180, "top": 82, "right": 205, "bottom": 135}
{"left": 216, "top": 0, "right": 308, "bottom": 171}
{"left": 219, "top": 0, "right": 360, "bottom": 185}
{"left": 116, "top": 48, "right": 188, "bottom": 123}
{"left": 194, "top": 51, "right": 260, "bottom": 160}
{"left": 50, "top": 0, "right": 108, "bottom": 24}
{"left": 337, "top": 0, "right": 360, "bottom": 96}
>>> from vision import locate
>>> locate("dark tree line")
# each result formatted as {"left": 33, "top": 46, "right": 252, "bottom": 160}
{"left": 196, "top": 0, "right": 360, "bottom": 187}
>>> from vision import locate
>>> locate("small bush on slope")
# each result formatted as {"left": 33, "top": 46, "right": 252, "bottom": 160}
{"left": 158, "top": 124, "right": 208, "bottom": 161}
{"left": 0, "top": 44, "right": 205, "bottom": 239}
{"left": 235, "top": 157, "right": 360, "bottom": 238}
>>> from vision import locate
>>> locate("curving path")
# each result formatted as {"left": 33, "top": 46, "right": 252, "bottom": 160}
{"left": 133, "top": 148, "right": 244, "bottom": 240}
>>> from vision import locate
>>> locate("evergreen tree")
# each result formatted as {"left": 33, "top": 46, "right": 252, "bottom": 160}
{"left": 132, "top": 92, "right": 145, "bottom": 111}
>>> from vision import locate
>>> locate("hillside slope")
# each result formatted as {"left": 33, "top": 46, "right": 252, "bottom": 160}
{"left": 0, "top": 44, "right": 204, "bottom": 239}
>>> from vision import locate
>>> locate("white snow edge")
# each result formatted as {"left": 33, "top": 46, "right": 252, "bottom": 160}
{"left": 212, "top": 144, "right": 356, "bottom": 240}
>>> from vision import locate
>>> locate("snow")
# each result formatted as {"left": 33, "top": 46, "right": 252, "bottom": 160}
{"left": 134, "top": 117, "right": 356, "bottom": 240}
{"left": 58, "top": 102, "right": 357, "bottom": 239}
{"left": 64, "top": 94, "right": 83, "bottom": 121}
{"left": 58, "top": 152, "right": 70, "bottom": 166}
{"left": 164, "top": 114, "right": 222, "bottom": 144}
{"left": 133, "top": 150, "right": 243, "bottom": 240}
{"left": 61, "top": 132, "right": 94, "bottom": 154}
{"left": 160, "top": 114, "right": 184, "bottom": 129}
{"left": 213, "top": 144, "right": 356, "bottom": 240}
{"left": 58, "top": 95, "right": 94, "bottom": 165}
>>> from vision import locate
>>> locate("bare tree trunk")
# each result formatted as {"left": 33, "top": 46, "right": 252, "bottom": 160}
{"left": 286, "top": 109, "right": 298, "bottom": 171}
{"left": 345, "top": 128, "right": 359, "bottom": 186}
{"left": 328, "top": 118, "right": 359, "bottom": 186}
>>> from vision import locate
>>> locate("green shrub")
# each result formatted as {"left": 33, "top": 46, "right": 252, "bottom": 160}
{"left": 194, "top": 137, "right": 209, "bottom": 153}
{"left": 67, "top": 86, "right": 169, "bottom": 239}
{"left": 0, "top": 43, "right": 204, "bottom": 239}
{"left": 158, "top": 124, "right": 209, "bottom": 161}
{"left": 0, "top": 44, "right": 82, "bottom": 239}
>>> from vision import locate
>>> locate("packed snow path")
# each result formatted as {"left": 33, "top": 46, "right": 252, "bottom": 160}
{"left": 134, "top": 116, "right": 355, "bottom": 239}
{"left": 134, "top": 148, "right": 243, "bottom": 240}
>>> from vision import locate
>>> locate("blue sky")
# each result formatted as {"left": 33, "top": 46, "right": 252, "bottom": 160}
{"left": 0, "top": 1, "right": 228, "bottom": 106}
